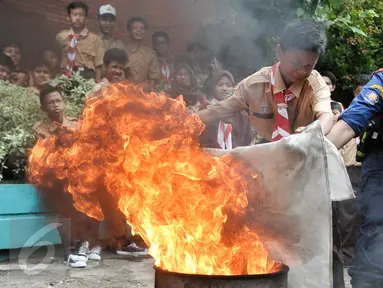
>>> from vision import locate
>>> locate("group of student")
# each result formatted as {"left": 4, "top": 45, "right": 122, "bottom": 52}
{"left": 0, "top": 1, "right": 370, "bottom": 287}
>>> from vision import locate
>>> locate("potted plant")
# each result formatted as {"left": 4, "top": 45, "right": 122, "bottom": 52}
{"left": 0, "top": 74, "right": 94, "bottom": 252}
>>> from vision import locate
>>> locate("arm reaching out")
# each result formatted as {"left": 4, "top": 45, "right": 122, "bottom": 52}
{"left": 327, "top": 120, "right": 356, "bottom": 149}
{"left": 197, "top": 82, "right": 249, "bottom": 124}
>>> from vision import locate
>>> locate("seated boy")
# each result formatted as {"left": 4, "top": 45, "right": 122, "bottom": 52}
{"left": 11, "top": 70, "right": 30, "bottom": 88}
{"left": 0, "top": 53, "right": 15, "bottom": 81}
{"left": 56, "top": 1, "right": 104, "bottom": 82}
{"left": 33, "top": 85, "right": 77, "bottom": 138}
{"left": 33, "top": 85, "right": 102, "bottom": 267}
{"left": 84, "top": 49, "right": 148, "bottom": 256}
{"left": 29, "top": 63, "right": 52, "bottom": 95}
{"left": 86, "top": 48, "right": 127, "bottom": 99}
{"left": 40, "top": 48, "right": 60, "bottom": 78}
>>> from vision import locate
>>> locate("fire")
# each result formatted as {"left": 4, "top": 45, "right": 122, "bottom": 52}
{"left": 28, "top": 83, "right": 276, "bottom": 275}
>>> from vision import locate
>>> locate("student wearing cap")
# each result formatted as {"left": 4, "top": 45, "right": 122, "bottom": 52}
{"left": 125, "top": 17, "right": 161, "bottom": 92}
{"left": 98, "top": 4, "right": 126, "bottom": 52}
{"left": 56, "top": 1, "right": 104, "bottom": 82}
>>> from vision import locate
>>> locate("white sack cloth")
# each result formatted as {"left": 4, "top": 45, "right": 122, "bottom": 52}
{"left": 207, "top": 121, "right": 354, "bottom": 288}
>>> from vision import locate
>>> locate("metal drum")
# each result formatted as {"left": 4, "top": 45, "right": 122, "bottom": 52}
{"left": 154, "top": 264, "right": 289, "bottom": 288}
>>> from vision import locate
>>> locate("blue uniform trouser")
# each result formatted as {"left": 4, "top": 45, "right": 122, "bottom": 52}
{"left": 349, "top": 150, "right": 383, "bottom": 287}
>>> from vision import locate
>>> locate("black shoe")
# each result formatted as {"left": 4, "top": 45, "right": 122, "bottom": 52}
{"left": 116, "top": 242, "right": 148, "bottom": 256}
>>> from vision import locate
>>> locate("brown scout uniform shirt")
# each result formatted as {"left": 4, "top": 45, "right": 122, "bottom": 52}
{"left": 198, "top": 66, "right": 332, "bottom": 141}
{"left": 33, "top": 117, "right": 78, "bottom": 139}
{"left": 125, "top": 43, "right": 161, "bottom": 84}
{"left": 101, "top": 35, "right": 126, "bottom": 52}
{"left": 56, "top": 28, "right": 104, "bottom": 70}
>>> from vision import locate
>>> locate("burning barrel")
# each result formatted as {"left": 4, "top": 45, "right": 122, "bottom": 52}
{"left": 154, "top": 264, "right": 289, "bottom": 288}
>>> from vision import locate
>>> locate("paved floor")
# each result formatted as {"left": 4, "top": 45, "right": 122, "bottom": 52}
{"left": 0, "top": 247, "right": 352, "bottom": 288}
{"left": 0, "top": 248, "right": 155, "bottom": 288}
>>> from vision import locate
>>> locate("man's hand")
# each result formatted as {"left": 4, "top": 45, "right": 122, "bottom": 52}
{"left": 295, "top": 126, "right": 306, "bottom": 133}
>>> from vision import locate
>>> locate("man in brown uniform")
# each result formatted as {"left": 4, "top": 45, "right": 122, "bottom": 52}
{"left": 125, "top": 17, "right": 161, "bottom": 92}
{"left": 56, "top": 1, "right": 104, "bottom": 82}
{"left": 198, "top": 20, "right": 343, "bottom": 288}
{"left": 98, "top": 4, "right": 125, "bottom": 52}
{"left": 198, "top": 20, "right": 333, "bottom": 142}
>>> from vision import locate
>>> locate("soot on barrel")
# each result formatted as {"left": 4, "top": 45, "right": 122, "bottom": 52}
{"left": 154, "top": 264, "right": 289, "bottom": 288}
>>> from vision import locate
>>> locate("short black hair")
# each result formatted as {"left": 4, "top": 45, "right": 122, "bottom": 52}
{"left": 280, "top": 19, "right": 327, "bottom": 54}
{"left": 0, "top": 53, "right": 15, "bottom": 71}
{"left": 32, "top": 62, "right": 50, "bottom": 71}
{"left": 127, "top": 17, "right": 148, "bottom": 31}
{"left": 152, "top": 31, "right": 170, "bottom": 44}
{"left": 15, "top": 69, "right": 30, "bottom": 77}
{"left": 3, "top": 43, "right": 21, "bottom": 51}
{"left": 356, "top": 74, "right": 370, "bottom": 87}
{"left": 321, "top": 71, "right": 337, "bottom": 85}
{"left": 39, "top": 85, "right": 62, "bottom": 106}
{"left": 103, "top": 48, "right": 128, "bottom": 65}
{"left": 187, "top": 42, "right": 208, "bottom": 53}
{"left": 67, "top": 1, "right": 88, "bottom": 16}
{"left": 331, "top": 101, "right": 343, "bottom": 113}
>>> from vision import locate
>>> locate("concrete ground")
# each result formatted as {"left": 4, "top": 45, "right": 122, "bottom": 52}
{"left": 0, "top": 247, "right": 155, "bottom": 288}
{"left": 0, "top": 246, "right": 352, "bottom": 288}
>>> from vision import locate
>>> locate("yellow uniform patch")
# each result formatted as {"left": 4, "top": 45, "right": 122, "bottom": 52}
{"left": 364, "top": 90, "right": 379, "bottom": 105}
{"left": 371, "top": 84, "right": 383, "bottom": 95}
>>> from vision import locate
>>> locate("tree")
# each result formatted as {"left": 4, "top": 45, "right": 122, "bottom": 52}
{"left": 314, "top": 0, "right": 383, "bottom": 105}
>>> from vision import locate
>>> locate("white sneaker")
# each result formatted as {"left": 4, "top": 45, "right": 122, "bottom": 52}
{"left": 67, "top": 254, "right": 87, "bottom": 268}
{"left": 76, "top": 241, "right": 89, "bottom": 262}
{"left": 88, "top": 245, "right": 102, "bottom": 261}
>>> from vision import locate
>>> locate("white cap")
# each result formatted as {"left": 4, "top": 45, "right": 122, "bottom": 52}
{"left": 99, "top": 4, "right": 116, "bottom": 17}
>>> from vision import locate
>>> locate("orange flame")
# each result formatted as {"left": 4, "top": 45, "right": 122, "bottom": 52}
{"left": 28, "top": 84, "right": 276, "bottom": 275}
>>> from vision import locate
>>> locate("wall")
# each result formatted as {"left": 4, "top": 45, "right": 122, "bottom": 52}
{"left": 0, "top": 0, "right": 215, "bottom": 69}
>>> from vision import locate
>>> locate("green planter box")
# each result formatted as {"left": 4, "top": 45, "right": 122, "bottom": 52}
{"left": 0, "top": 184, "right": 62, "bottom": 250}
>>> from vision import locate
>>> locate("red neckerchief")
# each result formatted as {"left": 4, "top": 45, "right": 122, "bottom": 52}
{"left": 270, "top": 63, "right": 296, "bottom": 142}
{"left": 64, "top": 30, "right": 86, "bottom": 76}
{"left": 220, "top": 122, "right": 232, "bottom": 142}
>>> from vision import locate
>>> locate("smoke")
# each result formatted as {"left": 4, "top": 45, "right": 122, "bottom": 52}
{"left": 185, "top": 0, "right": 303, "bottom": 81}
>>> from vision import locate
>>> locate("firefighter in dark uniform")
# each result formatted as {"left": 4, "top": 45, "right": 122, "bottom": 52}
{"left": 328, "top": 69, "right": 383, "bottom": 288}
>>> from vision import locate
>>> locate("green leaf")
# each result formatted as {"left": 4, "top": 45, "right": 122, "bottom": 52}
{"left": 0, "top": 74, "right": 94, "bottom": 181}
{"left": 350, "top": 26, "right": 367, "bottom": 37}
{"left": 330, "top": 0, "right": 341, "bottom": 8}
{"left": 296, "top": 7, "right": 305, "bottom": 17}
